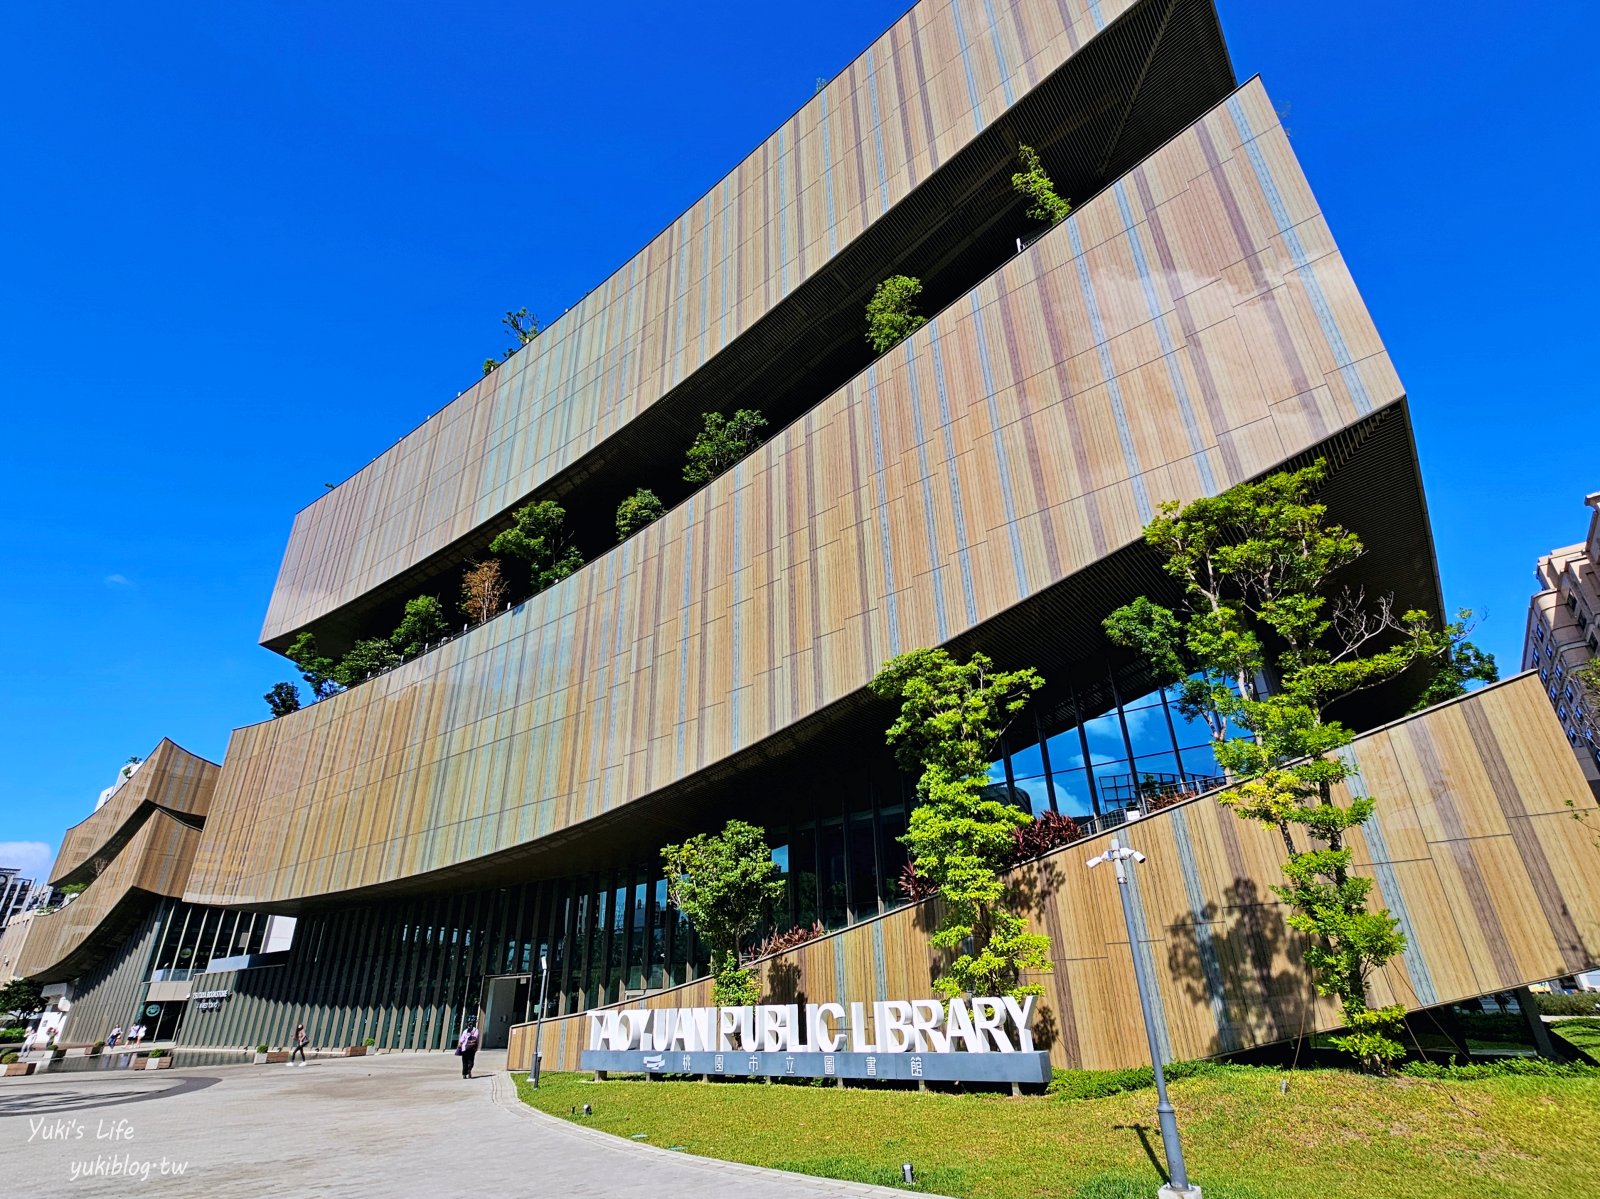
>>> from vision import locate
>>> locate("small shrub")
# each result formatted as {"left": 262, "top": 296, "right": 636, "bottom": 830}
{"left": 1010, "top": 144, "right": 1071, "bottom": 226}
{"left": 864, "top": 275, "right": 927, "bottom": 354}
{"left": 897, "top": 859, "right": 937, "bottom": 903}
{"left": 0, "top": 1026, "right": 26, "bottom": 1043}
{"left": 148, "top": 1049, "right": 167, "bottom": 1059}
{"left": 256, "top": 1043, "right": 270, "bottom": 1054}
{"left": 755, "top": 921, "right": 826, "bottom": 958}
{"left": 615, "top": 488, "right": 666, "bottom": 542}
{"left": 683, "top": 410, "right": 768, "bottom": 486}
{"left": 1009, "top": 810, "right": 1081, "bottom": 863}
{"left": 363, "top": 1037, "right": 376, "bottom": 1047}
{"left": 91, "top": 1041, "right": 105, "bottom": 1055}
{"left": 1536, "top": 992, "right": 1600, "bottom": 1016}
{"left": 1, "top": 1051, "right": 17, "bottom": 1065}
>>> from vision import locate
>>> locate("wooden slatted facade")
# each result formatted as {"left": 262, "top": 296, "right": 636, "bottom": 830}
{"left": 506, "top": 674, "right": 1600, "bottom": 1071}
{"left": 6, "top": 808, "right": 203, "bottom": 984}
{"left": 190, "top": 80, "right": 1404, "bottom": 908}
{"left": 260, "top": 0, "right": 1157, "bottom": 644}
{"left": 49, "top": 739, "right": 217, "bottom": 887}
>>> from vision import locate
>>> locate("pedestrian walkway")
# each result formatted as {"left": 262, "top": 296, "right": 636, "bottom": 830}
{"left": 0, "top": 1049, "right": 933, "bottom": 1198}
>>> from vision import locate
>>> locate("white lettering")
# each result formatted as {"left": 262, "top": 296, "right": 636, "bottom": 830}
{"left": 971, "top": 997, "right": 1013, "bottom": 1051}
{"left": 849, "top": 1001, "right": 874, "bottom": 1052}
{"left": 878, "top": 1000, "right": 913, "bottom": 1051}
{"left": 908, "top": 999, "right": 948, "bottom": 1053}
{"left": 945, "top": 998, "right": 982, "bottom": 1051}
{"left": 815, "top": 1002, "right": 846, "bottom": 1051}
{"left": 1001, "top": 995, "right": 1036, "bottom": 1052}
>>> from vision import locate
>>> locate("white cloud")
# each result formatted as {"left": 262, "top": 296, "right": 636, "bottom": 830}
{"left": 104, "top": 573, "right": 133, "bottom": 587}
{"left": 0, "top": 841, "right": 57, "bottom": 882}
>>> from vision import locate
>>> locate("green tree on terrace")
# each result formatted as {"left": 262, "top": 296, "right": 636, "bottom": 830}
{"left": 489, "top": 499, "right": 584, "bottom": 595}
{"left": 869, "top": 648, "right": 1052, "bottom": 1000}
{"left": 0, "top": 978, "right": 43, "bottom": 1024}
{"left": 615, "top": 487, "right": 666, "bottom": 542}
{"left": 265, "top": 681, "right": 302, "bottom": 718}
{"left": 484, "top": 307, "right": 543, "bottom": 375}
{"left": 1010, "top": 144, "right": 1071, "bottom": 226}
{"left": 865, "top": 275, "right": 927, "bottom": 354}
{"left": 1102, "top": 460, "right": 1466, "bottom": 1071}
{"left": 683, "top": 409, "right": 768, "bottom": 487}
{"left": 392, "top": 595, "right": 449, "bottom": 658}
{"left": 285, "top": 631, "right": 342, "bottom": 699}
{"left": 662, "top": 820, "right": 785, "bottom": 1007}
{"left": 1407, "top": 620, "right": 1499, "bottom": 712}
{"left": 333, "top": 637, "right": 403, "bottom": 688}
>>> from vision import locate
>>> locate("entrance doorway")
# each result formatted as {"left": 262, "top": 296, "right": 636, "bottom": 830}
{"left": 480, "top": 976, "right": 528, "bottom": 1050}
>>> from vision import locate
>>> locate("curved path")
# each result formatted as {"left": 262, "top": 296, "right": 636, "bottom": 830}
{"left": 0, "top": 1051, "right": 932, "bottom": 1197}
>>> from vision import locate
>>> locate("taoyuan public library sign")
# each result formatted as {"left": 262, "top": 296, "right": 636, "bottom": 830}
{"left": 579, "top": 995, "right": 1049, "bottom": 1083}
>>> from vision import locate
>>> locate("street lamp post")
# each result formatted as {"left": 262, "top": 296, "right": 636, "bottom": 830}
{"left": 1087, "top": 823, "right": 1200, "bottom": 1199}
{"left": 529, "top": 954, "right": 551, "bottom": 1088}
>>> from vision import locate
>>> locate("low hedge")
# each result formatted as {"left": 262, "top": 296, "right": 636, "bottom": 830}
{"left": 1535, "top": 992, "right": 1600, "bottom": 1016}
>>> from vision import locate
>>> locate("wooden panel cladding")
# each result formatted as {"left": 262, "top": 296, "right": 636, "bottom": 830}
{"left": 190, "top": 81, "right": 1404, "bottom": 908}
{"left": 507, "top": 674, "right": 1600, "bottom": 1072}
{"left": 11, "top": 809, "right": 203, "bottom": 984}
{"left": 49, "top": 739, "right": 219, "bottom": 887}
{"left": 259, "top": 0, "right": 1149, "bottom": 643}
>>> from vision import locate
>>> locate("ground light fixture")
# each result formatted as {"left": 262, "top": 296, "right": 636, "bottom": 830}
{"left": 902, "top": 1163, "right": 915, "bottom": 1184}
{"left": 530, "top": 953, "right": 552, "bottom": 1087}
{"left": 1086, "top": 818, "right": 1200, "bottom": 1199}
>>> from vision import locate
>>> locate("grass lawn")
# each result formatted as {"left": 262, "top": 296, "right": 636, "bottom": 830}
{"left": 516, "top": 1065, "right": 1600, "bottom": 1198}
{"left": 1555, "top": 1018, "right": 1600, "bottom": 1059}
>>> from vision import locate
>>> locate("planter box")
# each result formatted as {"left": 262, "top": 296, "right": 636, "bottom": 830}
{"left": 253, "top": 1053, "right": 269, "bottom": 1065}
{"left": 144, "top": 1057, "right": 172, "bottom": 1070}
{"left": 343, "top": 1046, "right": 368, "bottom": 1057}
{"left": 264, "top": 1051, "right": 290, "bottom": 1065}
{"left": 3, "top": 1062, "right": 35, "bottom": 1076}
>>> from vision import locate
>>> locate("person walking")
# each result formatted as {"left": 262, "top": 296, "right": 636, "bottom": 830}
{"left": 289, "top": 1023, "right": 309, "bottom": 1067}
{"left": 456, "top": 1019, "right": 481, "bottom": 1079}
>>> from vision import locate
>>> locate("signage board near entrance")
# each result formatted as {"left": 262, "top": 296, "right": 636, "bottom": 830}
{"left": 578, "top": 996, "right": 1049, "bottom": 1084}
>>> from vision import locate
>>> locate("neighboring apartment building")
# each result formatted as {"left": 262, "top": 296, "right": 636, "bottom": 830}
{"left": 1524, "top": 491, "right": 1600, "bottom": 792}
{"left": 11, "top": 0, "right": 1600, "bottom": 1068}
{"left": 0, "top": 866, "right": 42, "bottom": 929}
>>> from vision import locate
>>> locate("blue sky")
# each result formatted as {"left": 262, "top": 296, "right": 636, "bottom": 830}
{"left": 1, "top": 1, "right": 1593, "bottom": 875}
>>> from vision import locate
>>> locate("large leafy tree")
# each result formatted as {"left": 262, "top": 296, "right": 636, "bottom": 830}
{"left": 1103, "top": 460, "right": 1475, "bottom": 1070}
{"left": 1, "top": 978, "right": 42, "bottom": 1023}
{"left": 615, "top": 488, "right": 666, "bottom": 542}
{"left": 333, "top": 637, "right": 403, "bottom": 688}
{"left": 392, "top": 595, "right": 449, "bottom": 658}
{"left": 865, "top": 275, "right": 927, "bottom": 354}
{"left": 662, "top": 820, "right": 785, "bottom": 1006}
{"left": 489, "top": 500, "right": 584, "bottom": 595}
{"left": 285, "top": 631, "right": 341, "bottom": 699}
{"left": 683, "top": 410, "right": 768, "bottom": 486}
{"left": 264, "top": 682, "right": 302, "bottom": 718}
{"left": 870, "top": 648, "right": 1051, "bottom": 999}
{"left": 1010, "top": 144, "right": 1071, "bottom": 226}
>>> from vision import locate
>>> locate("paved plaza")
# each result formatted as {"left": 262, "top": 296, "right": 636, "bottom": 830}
{"left": 0, "top": 1052, "right": 925, "bottom": 1198}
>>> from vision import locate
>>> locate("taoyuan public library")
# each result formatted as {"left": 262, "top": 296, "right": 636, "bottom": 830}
{"left": 5, "top": 0, "right": 1597, "bottom": 1073}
